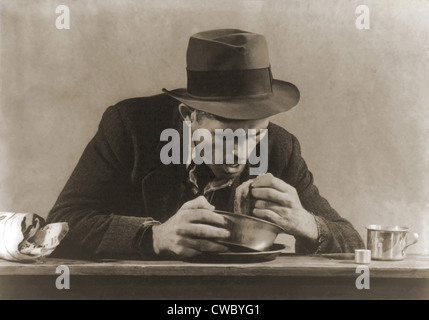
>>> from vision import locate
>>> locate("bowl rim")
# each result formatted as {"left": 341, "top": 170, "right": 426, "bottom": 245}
{"left": 213, "top": 210, "right": 286, "bottom": 233}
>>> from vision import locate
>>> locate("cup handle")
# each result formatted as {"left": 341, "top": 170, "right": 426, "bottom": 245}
{"left": 404, "top": 232, "right": 419, "bottom": 251}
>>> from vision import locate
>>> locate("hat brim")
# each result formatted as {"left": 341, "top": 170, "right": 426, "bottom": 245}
{"left": 162, "top": 79, "right": 300, "bottom": 120}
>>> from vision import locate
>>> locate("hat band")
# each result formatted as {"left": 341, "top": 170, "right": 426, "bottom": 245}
{"left": 187, "top": 67, "right": 273, "bottom": 100}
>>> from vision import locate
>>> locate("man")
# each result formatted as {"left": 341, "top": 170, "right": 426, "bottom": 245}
{"left": 47, "top": 29, "right": 364, "bottom": 260}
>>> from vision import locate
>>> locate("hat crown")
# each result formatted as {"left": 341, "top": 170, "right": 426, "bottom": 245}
{"left": 162, "top": 28, "right": 300, "bottom": 120}
{"left": 186, "top": 29, "right": 270, "bottom": 71}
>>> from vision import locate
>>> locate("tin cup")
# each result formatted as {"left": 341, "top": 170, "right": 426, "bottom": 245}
{"left": 366, "top": 225, "right": 419, "bottom": 261}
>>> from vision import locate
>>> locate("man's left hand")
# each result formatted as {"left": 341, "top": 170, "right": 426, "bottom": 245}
{"left": 251, "top": 173, "right": 318, "bottom": 242}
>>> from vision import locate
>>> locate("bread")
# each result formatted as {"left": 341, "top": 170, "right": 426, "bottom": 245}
{"left": 233, "top": 179, "right": 255, "bottom": 215}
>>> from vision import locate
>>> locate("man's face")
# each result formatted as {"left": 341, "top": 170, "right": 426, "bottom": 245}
{"left": 190, "top": 111, "right": 269, "bottom": 179}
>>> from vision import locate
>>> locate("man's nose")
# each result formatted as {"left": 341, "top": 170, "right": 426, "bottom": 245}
{"left": 231, "top": 141, "right": 248, "bottom": 163}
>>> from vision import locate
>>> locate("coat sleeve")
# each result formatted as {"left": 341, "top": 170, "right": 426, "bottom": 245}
{"left": 283, "top": 134, "right": 365, "bottom": 253}
{"left": 47, "top": 105, "right": 159, "bottom": 259}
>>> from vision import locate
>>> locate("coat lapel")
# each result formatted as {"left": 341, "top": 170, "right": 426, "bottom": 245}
{"left": 141, "top": 163, "right": 187, "bottom": 223}
{"left": 141, "top": 109, "right": 188, "bottom": 222}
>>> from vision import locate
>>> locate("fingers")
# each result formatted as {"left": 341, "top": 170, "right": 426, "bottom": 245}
{"left": 250, "top": 174, "right": 298, "bottom": 206}
{"left": 179, "top": 238, "right": 229, "bottom": 253}
{"left": 254, "top": 199, "right": 292, "bottom": 209}
{"left": 172, "top": 238, "right": 228, "bottom": 259}
{"left": 181, "top": 196, "right": 215, "bottom": 210}
{"left": 253, "top": 208, "right": 285, "bottom": 227}
{"left": 251, "top": 187, "right": 292, "bottom": 206}
{"left": 178, "top": 223, "right": 230, "bottom": 239}
{"left": 173, "top": 247, "right": 201, "bottom": 258}
{"left": 185, "top": 209, "right": 227, "bottom": 227}
{"left": 252, "top": 173, "right": 294, "bottom": 193}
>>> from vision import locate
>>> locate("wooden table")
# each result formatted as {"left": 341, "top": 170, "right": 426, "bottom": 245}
{"left": 1, "top": 253, "right": 428, "bottom": 299}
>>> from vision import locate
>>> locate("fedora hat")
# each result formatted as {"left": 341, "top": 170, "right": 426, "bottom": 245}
{"left": 162, "top": 29, "right": 300, "bottom": 120}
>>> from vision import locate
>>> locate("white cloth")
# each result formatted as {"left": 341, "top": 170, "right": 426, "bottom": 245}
{"left": 0, "top": 212, "right": 68, "bottom": 261}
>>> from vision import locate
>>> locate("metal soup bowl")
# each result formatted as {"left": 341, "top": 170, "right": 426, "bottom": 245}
{"left": 366, "top": 225, "right": 419, "bottom": 261}
{"left": 214, "top": 210, "right": 285, "bottom": 252}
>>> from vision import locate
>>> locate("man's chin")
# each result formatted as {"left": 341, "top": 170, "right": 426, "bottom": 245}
{"left": 206, "top": 163, "right": 246, "bottom": 178}
{"left": 220, "top": 164, "right": 246, "bottom": 175}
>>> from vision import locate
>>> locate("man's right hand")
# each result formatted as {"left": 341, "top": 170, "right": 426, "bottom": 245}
{"left": 152, "top": 196, "right": 230, "bottom": 258}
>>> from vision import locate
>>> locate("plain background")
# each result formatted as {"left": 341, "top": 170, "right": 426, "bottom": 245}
{"left": 1, "top": 0, "right": 428, "bottom": 254}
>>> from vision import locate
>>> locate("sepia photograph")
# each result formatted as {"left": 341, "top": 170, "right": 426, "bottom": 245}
{"left": 0, "top": 0, "right": 428, "bottom": 303}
